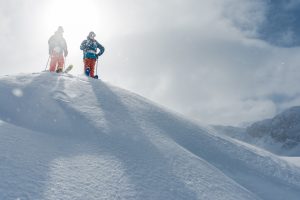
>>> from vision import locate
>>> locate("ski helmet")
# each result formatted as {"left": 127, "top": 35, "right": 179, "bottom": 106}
{"left": 88, "top": 31, "right": 96, "bottom": 38}
{"left": 57, "top": 26, "right": 64, "bottom": 33}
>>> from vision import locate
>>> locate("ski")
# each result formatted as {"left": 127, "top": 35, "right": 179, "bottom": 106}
{"left": 64, "top": 65, "right": 73, "bottom": 73}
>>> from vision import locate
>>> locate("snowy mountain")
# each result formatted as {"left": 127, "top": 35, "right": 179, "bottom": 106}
{"left": 246, "top": 106, "right": 300, "bottom": 155}
{"left": 1, "top": 73, "right": 300, "bottom": 200}
{"left": 212, "top": 106, "right": 300, "bottom": 156}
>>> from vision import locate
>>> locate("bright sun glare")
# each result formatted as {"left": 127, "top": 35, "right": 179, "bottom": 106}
{"left": 41, "top": 0, "right": 104, "bottom": 39}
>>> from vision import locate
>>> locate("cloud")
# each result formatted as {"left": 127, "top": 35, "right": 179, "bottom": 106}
{"left": 1, "top": 0, "right": 300, "bottom": 126}
{"left": 222, "top": 0, "right": 300, "bottom": 47}
{"left": 102, "top": 0, "right": 300, "bottom": 125}
{"left": 221, "top": 0, "right": 267, "bottom": 37}
{"left": 0, "top": 5, "right": 16, "bottom": 75}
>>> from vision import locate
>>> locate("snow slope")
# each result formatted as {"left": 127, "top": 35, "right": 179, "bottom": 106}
{"left": 1, "top": 72, "right": 300, "bottom": 200}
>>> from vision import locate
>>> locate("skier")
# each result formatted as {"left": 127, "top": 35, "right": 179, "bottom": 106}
{"left": 48, "top": 26, "right": 68, "bottom": 73}
{"left": 80, "top": 31, "right": 105, "bottom": 78}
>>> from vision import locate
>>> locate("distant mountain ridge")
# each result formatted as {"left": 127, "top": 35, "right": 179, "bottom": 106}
{"left": 212, "top": 106, "right": 300, "bottom": 156}
{"left": 247, "top": 106, "right": 300, "bottom": 149}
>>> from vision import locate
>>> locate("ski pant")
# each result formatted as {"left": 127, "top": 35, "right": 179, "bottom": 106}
{"left": 49, "top": 53, "right": 64, "bottom": 72}
{"left": 84, "top": 58, "right": 96, "bottom": 77}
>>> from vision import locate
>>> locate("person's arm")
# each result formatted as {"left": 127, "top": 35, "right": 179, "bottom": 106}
{"left": 48, "top": 36, "right": 53, "bottom": 55}
{"left": 80, "top": 40, "right": 87, "bottom": 51}
{"left": 63, "top": 38, "right": 68, "bottom": 56}
{"left": 96, "top": 41, "right": 105, "bottom": 57}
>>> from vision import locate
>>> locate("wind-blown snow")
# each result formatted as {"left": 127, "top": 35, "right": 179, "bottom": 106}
{"left": 1, "top": 72, "right": 300, "bottom": 200}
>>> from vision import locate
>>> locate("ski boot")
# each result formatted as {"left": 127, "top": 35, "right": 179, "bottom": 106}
{"left": 56, "top": 68, "right": 63, "bottom": 73}
{"left": 85, "top": 68, "right": 90, "bottom": 76}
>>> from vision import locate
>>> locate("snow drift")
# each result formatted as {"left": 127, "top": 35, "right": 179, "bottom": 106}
{"left": 1, "top": 72, "right": 300, "bottom": 200}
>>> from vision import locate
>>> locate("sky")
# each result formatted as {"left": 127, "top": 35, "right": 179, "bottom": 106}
{"left": 1, "top": 0, "right": 300, "bottom": 126}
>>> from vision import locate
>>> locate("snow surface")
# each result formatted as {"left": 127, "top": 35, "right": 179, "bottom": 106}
{"left": 1, "top": 72, "right": 300, "bottom": 200}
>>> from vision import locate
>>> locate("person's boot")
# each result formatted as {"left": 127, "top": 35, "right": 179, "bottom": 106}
{"left": 85, "top": 68, "right": 90, "bottom": 76}
{"left": 56, "top": 68, "right": 63, "bottom": 73}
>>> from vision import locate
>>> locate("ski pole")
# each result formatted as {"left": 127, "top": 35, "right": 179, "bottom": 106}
{"left": 96, "top": 58, "right": 99, "bottom": 75}
{"left": 64, "top": 56, "right": 67, "bottom": 71}
{"left": 44, "top": 55, "right": 50, "bottom": 71}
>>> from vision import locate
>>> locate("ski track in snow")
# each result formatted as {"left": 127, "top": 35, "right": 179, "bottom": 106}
{"left": 0, "top": 72, "right": 300, "bottom": 200}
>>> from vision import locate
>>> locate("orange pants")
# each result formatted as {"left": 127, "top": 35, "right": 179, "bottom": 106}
{"left": 84, "top": 58, "right": 96, "bottom": 77}
{"left": 49, "top": 54, "right": 64, "bottom": 72}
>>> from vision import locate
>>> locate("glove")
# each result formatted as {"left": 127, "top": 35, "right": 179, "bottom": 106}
{"left": 96, "top": 53, "right": 101, "bottom": 59}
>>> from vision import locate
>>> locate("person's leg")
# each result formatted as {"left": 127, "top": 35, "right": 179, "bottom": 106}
{"left": 84, "top": 58, "right": 96, "bottom": 77}
{"left": 56, "top": 55, "right": 65, "bottom": 72}
{"left": 89, "top": 59, "right": 96, "bottom": 77}
{"left": 49, "top": 55, "right": 58, "bottom": 72}
{"left": 84, "top": 59, "right": 90, "bottom": 75}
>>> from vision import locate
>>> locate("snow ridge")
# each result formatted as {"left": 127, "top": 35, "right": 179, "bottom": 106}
{"left": 1, "top": 72, "right": 300, "bottom": 200}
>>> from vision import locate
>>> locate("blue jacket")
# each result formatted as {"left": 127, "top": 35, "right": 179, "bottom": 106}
{"left": 80, "top": 38, "right": 105, "bottom": 59}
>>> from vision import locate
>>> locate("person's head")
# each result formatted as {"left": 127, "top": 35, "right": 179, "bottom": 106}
{"left": 88, "top": 31, "right": 96, "bottom": 39}
{"left": 56, "top": 26, "right": 64, "bottom": 35}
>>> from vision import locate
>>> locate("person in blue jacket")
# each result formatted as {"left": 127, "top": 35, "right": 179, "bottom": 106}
{"left": 80, "top": 31, "right": 105, "bottom": 78}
